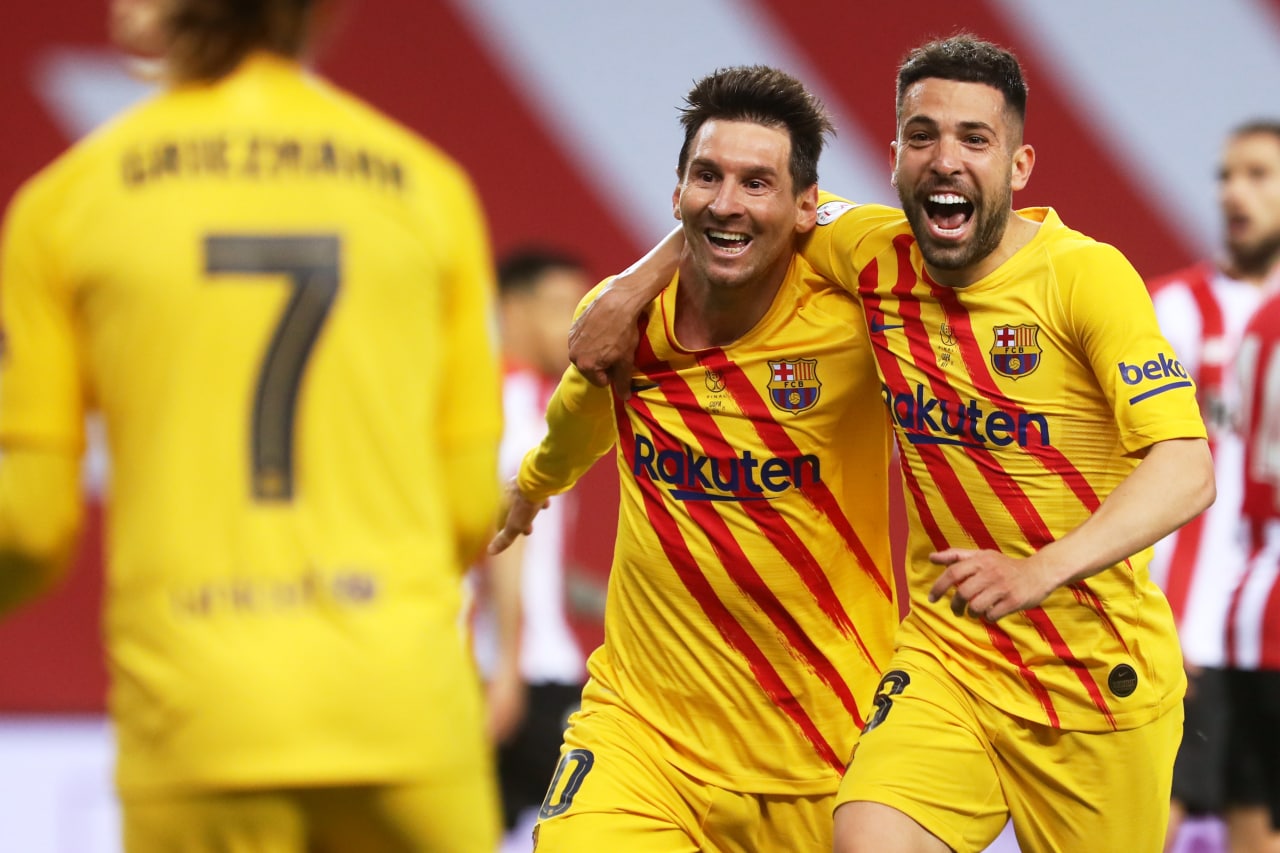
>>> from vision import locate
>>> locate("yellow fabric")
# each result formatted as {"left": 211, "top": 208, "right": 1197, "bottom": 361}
{"left": 520, "top": 256, "right": 897, "bottom": 794}
{"left": 804, "top": 193, "right": 1202, "bottom": 731}
{"left": 0, "top": 52, "right": 502, "bottom": 795}
{"left": 0, "top": 450, "right": 83, "bottom": 615}
{"left": 122, "top": 778, "right": 500, "bottom": 853}
{"left": 836, "top": 646, "right": 1180, "bottom": 852}
{"left": 535, "top": 690, "right": 835, "bottom": 852}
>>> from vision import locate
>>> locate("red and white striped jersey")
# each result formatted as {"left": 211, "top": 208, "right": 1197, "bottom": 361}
{"left": 1149, "top": 264, "right": 1262, "bottom": 667}
{"left": 1230, "top": 285, "right": 1280, "bottom": 670}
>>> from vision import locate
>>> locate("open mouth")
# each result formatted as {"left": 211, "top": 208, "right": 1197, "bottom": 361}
{"left": 707, "top": 229, "right": 751, "bottom": 254}
{"left": 923, "top": 192, "right": 975, "bottom": 236}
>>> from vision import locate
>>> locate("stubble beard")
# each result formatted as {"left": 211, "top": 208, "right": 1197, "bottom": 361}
{"left": 900, "top": 182, "right": 1012, "bottom": 274}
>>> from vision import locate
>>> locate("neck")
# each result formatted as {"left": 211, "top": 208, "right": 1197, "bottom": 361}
{"left": 672, "top": 261, "right": 787, "bottom": 349}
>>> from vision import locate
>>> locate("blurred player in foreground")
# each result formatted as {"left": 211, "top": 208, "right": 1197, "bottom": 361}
{"left": 0, "top": 0, "right": 503, "bottom": 849}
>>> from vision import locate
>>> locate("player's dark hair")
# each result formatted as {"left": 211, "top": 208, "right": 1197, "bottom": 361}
{"left": 1231, "top": 119, "right": 1280, "bottom": 146}
{"left": 677, "top": 65, "right": 834, "bottom": 192}
{"left": 498, "top": 247, "right": 585, "bottom": 297}
{"left": 166, "top": 0, "right": 315, "bottom": 82}
{"left": 896, "top": 34, "right": 1028, "bottom": 126}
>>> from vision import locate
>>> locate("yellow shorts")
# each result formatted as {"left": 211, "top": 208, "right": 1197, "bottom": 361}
{"left": 837, "top": 647, "right": 1182, "bottom": 853}
{"left": 122, "top": 778, "right": 500, "bottom": 853}
{"left": 535, "top": 697, "right": 833, "bottom": 852}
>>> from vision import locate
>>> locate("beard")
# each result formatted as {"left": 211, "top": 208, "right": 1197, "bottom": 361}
{"left": 899, "top": 180, "right": 1012, "bottom": 275}
{"left": 1228, "top": 231, "right": 1280, "bottom": 279}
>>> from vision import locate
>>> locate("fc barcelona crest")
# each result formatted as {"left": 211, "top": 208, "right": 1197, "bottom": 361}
{"left": 767, "top": 358, "right": 821, "bottom": 413}
{"left": 990, "top": 324, "right": 1042, "bottom": 379}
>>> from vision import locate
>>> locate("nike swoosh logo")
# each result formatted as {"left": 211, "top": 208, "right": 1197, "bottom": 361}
{"left": 629, "top": 381, "right": 659, "bottom": 393}
{"left": 870, "top": 319, "right": 904, "bottom": 333}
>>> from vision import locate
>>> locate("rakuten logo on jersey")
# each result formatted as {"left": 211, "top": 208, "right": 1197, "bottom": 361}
{"left": 1117, "top": 353, "right": 1194, "bottom": 403}
{"left": 632, "top": 434, "right": 820, "bottom": 501}
{"left": 881, "top": 383, "right": 1050, "bottom": 448}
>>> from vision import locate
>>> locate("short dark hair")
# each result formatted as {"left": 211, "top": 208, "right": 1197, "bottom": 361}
{"left": 676, "top": 65, "right": 834, "bottom": 191}
{"left": 166, "top": 0, "right": 316, "bottom": 82}
{"left": 497, "top": 247, "right": 584, "bottom": 297}
{"left": 1230, "top": 119, "right": 1280, "bottom": 145}
{"left": 896, "top": 34, "right": 1028, "bottom": 126}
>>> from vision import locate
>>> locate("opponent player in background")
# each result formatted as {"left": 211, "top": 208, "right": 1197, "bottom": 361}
{"left": 0, "top": 0, "right": 504, "bottom": 850}
{"left": 568, "top": 35, "right": 1214, "bottom": 852}
{"left": 1147, "top": 120, "right": 1280, "bottom": 853}
{"left": 471, "top": 247, "right": 595, "bottom": 841}
{"left": 489, "top": 65, "right": 898, "bottom": 851}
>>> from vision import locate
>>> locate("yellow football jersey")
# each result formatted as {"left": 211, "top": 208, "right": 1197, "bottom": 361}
{"left": 803, "top": 194, "right": 1204, "bottom": 731}
{"left": 0, "top": 53, "right": 502, "bottom": 793}
{"left": 519, "top": 256, "right": 897, "bottom": 794}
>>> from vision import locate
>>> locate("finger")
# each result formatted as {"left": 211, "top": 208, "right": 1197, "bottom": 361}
{"left": 929, "top": 549, "right": 961, "bottom": 565}
{"left": 928, "top": 567, "right": 956, "bottom": 603}
{"left": 487, "top": 528, "right": 516, "bottom": 555}
{"left": 611, "top": 365, "right": 632, "bottom": 401}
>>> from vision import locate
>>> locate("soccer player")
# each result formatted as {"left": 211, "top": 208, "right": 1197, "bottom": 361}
{"left": 568, "top": 36, "right": 1215, "bottom": 852}
{"left": 471, "top": 247, "right": 595, "bottom": 838}
{"left": 0, "top": 1, "right": 504, "bottom": 850}
{"left": 1147, "top": 120, "right": 1280, "bottom": 853}
{"left": 488, "top": 65, "right": 898, "bottom": 850}
{"left": 1233, "top": 280, "right": 1280, "bottom": 853}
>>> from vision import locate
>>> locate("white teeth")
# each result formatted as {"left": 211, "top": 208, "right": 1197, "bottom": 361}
{"left": 928, "top": 193, "right": 968, "bottom": 205}
{"left": 709, "top": 230, "right": 749, "bottom": 242}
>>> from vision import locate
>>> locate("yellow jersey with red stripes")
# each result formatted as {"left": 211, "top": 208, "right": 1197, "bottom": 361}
{"left": 803, "top": 195, "right": 1204, "bottom": 732}
{"left": 518, "top": 255, "right": 897, "bottom": 793}
{"left": 0, "top": 53, "right": 502, "bottom": 793}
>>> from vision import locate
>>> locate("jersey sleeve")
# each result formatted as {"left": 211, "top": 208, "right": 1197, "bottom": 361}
{"left": 1065, "top": 243, "right": 1207, "bottom": 454}
{"left": 799, "top": 191, "right": 898, "bottom": 296}
{"left": 435, "top": 168, "right": 503, "bottom": 564}
{"left": 0, "top": 175, "right": 88, "bottom": 453}
{"left": 516, "top": 284, "right": 619, "bottom": 502}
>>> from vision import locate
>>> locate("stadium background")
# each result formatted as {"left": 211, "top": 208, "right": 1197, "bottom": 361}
{"left": 2, "top": 0, "right": 1279, "bottom": 849}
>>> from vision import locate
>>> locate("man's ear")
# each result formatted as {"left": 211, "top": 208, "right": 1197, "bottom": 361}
{"left": 889, "top": 139, "right": 899, "bottom": 188}
{"left": 672, "top": 183, "right": 682, "bottom": 220}
{"left": 1010, "top": 143, "right": 1035, "bottom": 192}
{"left": 795, "top": 184, "right": 818, "bottom": 234}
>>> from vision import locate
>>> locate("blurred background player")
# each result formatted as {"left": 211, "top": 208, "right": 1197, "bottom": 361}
{"left": 1232, "top": 272, "right": 1280, "bottom": 853}
{"left": 1149, "top": 119, "right": 1280, "bottom": 853}
{"left": 0, "top": 0, "right": 504, "bottom": 851}
{"left": 470, "top": 247, "right": 595, "bottom": 846}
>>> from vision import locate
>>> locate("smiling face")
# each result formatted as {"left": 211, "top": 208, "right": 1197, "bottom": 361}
{"left": 673, "top": 118, "right": 816, "bottom": 297}
{"left": 892, "top": 77, "right": 1034, "bottom": 285}
{"left": 1219, "top": 129, "right": 1280, "bottom": 281}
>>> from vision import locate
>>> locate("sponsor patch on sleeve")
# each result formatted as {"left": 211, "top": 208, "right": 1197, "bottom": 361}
{"left": 816, "top": 200, "right": 856, "bottom": 226}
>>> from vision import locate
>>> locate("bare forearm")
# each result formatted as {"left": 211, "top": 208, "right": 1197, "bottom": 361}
{"left": 1033, "top": 437, "right": 1215, "bottom": 586}
{"left": 568, "top": 226, "right": 683, "bottom": 387}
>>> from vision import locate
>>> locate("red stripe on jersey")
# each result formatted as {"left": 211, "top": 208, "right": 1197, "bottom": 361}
{"left": 861, "top": 243, "right": 1000, "bottom": 552}
{"left": 615, "top": 391, "right": 847, "bottom": 770}
{"left": 698, "top": 347, "right": 892, "bottom": 604}
{"left": 937, "top": 285, "right": 1101, "bottom": 518}
{"left": 634, "top": 332, "right": 883, "bottom": 675}
{"left": 930, "top": 263, "right": 1114, "bottom": 719}
{"left": 637, "top": 337, "right": 861, "bottom": 631}
{"left": 1070, "top": 579, "right": 1131, "bottom": 655}
{"left": 984, "top": 620, "right": 1060, "bottom": 727}
{"left": 1225, "top": 557, "right": 1252, "bottom": 667}
{"left": 1025, "top": 607, "right": 1117, "bottom": 729}
{"left": 1263, "top": 581, "right": 1280, "bottom": 669}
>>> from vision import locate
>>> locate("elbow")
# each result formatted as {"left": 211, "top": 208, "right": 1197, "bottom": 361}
{"left": 1189, "top": 440, "right": 1217, "bottom": 520}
